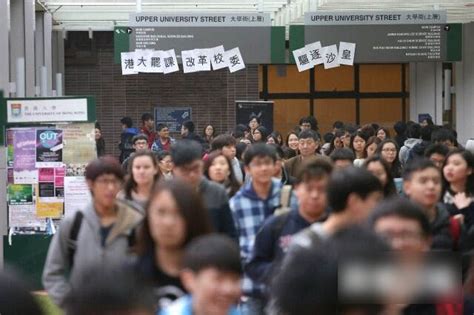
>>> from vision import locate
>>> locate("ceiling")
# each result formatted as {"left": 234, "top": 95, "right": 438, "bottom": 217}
{"left": 37, "top": 0, "right": 474, "bottom": 31}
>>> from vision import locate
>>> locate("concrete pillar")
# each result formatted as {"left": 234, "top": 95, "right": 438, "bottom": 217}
{"left": 35, "top": 12, "right": 44, "bottom": 95}
{"left": 52, "top": 31, "right": 65, "bottom": 95}
{"left": 454, "top": 23, "right": 474, "bottom": 145}
{"left": 409, "top": 62, "right": 444, "bottom": 125}
{"left": 35, "top": 11, "right": 53, "bottom": 96}
{"left": 10, "top": 0, "right": 35, "bottom": 97}
{"left": 0, "top": 1, "right": 9, "bottom": 95}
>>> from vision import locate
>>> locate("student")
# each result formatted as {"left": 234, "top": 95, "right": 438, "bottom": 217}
{"left": 43, "top": 157, "right": 144, "bottom": 308}
{"left": 157, "top": 150, "right": 174, "bottom": 180}
{"left": 363, "top": 155, "right": 397, "bottom": 198}
{"left": 134, "top": 179, "right": 212, "bottom": 311}
{"left": 202, "top": 124, "right": 216, "bottom": 146}
{"left": 399, "top": 123, "right": 422, "bottom": 166}
{"left": 229, "top": 143, "right": 288, "bottom": 314}
{"left": 121, "top": 134, "right": 149, "bottom": 173}
{"left": 181, "top": 120, "right": 205, "bottom": 145}
{"left": 160, "top": 235, "right": 242, "bottom": 315}
{"left": 424, "top": 143, "right": 449, "bottom": 170}
{"left": 211, "top": 134, "right": 244, "bottom": 183}
{"left": 252, "top": 126, "right": 268, "bottom": 143}
{"left": 393, "top": 121, "right": 408, "bottom": 149}
{"left": 271, "top": 144, "right": 294, "bottom": 185}
{"left": 406, "top": 124, "right": 436, "bottom": 164}
{"left": 376, "top": 127, "right": 390, "bottom": 141}
{"left": 376, "top": 139, "right": 403, "bottom": 178}
{"left": 326, "top": 129, "right": 345, "bottom": 156}
{"left": 151, "top": 123, "right": 175, "bottom": 153}
{"left": 299, "top": 116, "right": 318, "bottom": 132}
{"left": 172, "top": 140, "right": 237, "bottom": 239}
{"left": 118, "top": 150, "right": 161, "bottom": 212}
{"left": 284, "top": 130, "right": 324, "bottom": 178}
{"left": 119, "top": 116, "right": 140, "bottom": 163}
{"left": 95, "top": 123, "right": 106, "bottom": 157}
{"left": 140, "top": 113, "right": 156, "bottom": 149}
{"left": 329, "top": 148, "right": 355, "bottom": 169}
{"left": 442, "top": 149, "right": 474, "bottom": 229}
{"left": 204, "top": 151, "right": 241, "bottom": 198}
{"left": 403, "top": 159, "right": 461, "bottom": 251}
{"left": 248, "top": 114, "right": 261, "bottom": 134}
{"left": 433, "top": 127, "right": 457, "bottom": 150}
{"left": 291, "top": 166, "right": 383, "bottom": 249}
{"left": 353, "top": 136, "right": 381, "bottom": 167}
{"left": 246, "top": 158, "right": 332, "bottom": 297}
{"left": 350, "top": 131, "right": 367, "bottom": 160}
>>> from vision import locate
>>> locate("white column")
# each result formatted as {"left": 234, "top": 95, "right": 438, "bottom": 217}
{"left": 0, "top": 0, "right": 9, "bottom": 95}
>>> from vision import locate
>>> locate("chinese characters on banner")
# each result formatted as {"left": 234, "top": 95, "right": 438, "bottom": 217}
{"left": 121, "top": 45, "right": 245, "bottom": 75}
{"left": 293, "top": 41, "right": 356, "bottom": 72}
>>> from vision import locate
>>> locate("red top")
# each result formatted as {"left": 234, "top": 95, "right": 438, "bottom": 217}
{"left": 141, "top": 127, "right": 156, "bottom": 149}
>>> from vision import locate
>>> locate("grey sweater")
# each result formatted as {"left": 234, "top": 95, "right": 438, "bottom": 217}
{"left": 42, "top": 201, "right": 143, "bottom": 307}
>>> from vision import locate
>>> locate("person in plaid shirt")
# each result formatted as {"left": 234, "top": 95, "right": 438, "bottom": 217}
{"left": 229, "top": 143, "right": 283, "bottom": 315}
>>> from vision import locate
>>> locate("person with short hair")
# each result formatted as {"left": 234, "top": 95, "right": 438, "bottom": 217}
{"left": 121, "top": 134, "right": 149, "bottom": 173}
{"left": 211, "top": 134, "right": 244, "bottom": 183}
{"left": 43, "top": 156, "right": 144, "bottom": 308}
{"left": 299, "top": 116, "right": 318, "bottom": 132}
{"left": 151, "top": 123, "right": 175, "bottom": 153}
{"left": 140, "top": 113, "right": 156, "bottom": 149}
{"left": 424, "top": 143, "right": 450, "bottom": 170}
{"left": 399, "top": 123, "right": 422, "bottom": 165}
{"left": 246, "top": 158, "right": 332, "bottom": 301}
{"left": 248, "top": 114, "right": 261, "bottom": 134}
{"left": 181, "top": 120, "right": 205, "bottom": 146}
{"left": 119, "top": 116, "right": 140, "bottom": 163}
{"left": 284, "top": 130, "right": 326, "bottom": 178}
{"left": 329, "top": 148, "right": 355, "bottom": 169}
{"left": 160, "top": 235, "right": 242, "bottom": 315}
{"left": 172, "top": 140, "right": 237, "bottom": 239}
{"left": 252, "top": 126, "right": 268, "bottom": 143}
{"left": 433, "top": 127, "right": 457, "bottom": 149}
{"left": 270, "top": 144, "right": 294, "bottom": 185}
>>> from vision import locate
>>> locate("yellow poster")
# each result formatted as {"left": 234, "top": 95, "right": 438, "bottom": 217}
{"left": 35, "top": 185, "right": 63, "bottom": 218}
{"left": 61, "top": 123, "right": 97, "bottom": 165}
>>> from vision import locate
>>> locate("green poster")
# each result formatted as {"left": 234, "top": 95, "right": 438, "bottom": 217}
{"left": 8, "top": 184, "right": 34, "bottom": 205}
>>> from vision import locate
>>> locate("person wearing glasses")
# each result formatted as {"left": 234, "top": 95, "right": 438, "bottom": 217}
{"left": 376, "top": 139, "right": 403, "bottom": 178}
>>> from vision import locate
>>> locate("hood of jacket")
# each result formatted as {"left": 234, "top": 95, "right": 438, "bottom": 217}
{"left": 122, "top": 127, "right": 140, "bottom": 136}
{"left": 403, "top": 138, "right": 423, "bottom": 149}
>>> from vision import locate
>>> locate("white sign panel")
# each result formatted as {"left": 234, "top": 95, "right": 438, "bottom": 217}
{"left": 162, "top": 49, "right": 180, "bottom": 74}
{"left": 225, "top": 47, "right": 245, "bottom": 73}
{"left": 293, "top": 46, "right": 313, "bottom": 72}
{"left": 306, "top": 41, "right": 324, "bottom": 66}
{"left": 64, "top": 176, "right": 92, "bottom": 216}
{"left": 210, "top": 45, "right": 228, "bottom": 70}
{"left": 193, "top": 49, "right": 212, "bottom": 72}
{"left": 182, "top": 49, "right": 199, "bottom": 73}
{"left": 322, "top": 45, "right": 340, "bottom": 69}
{"left": 7, "top": 99, "right": 89, "bottom": 123}
{"left": 338, "top": 42, "right": 356, "bottom": 66}
{"left": 121, "top": 51, "right": 138, "bottom": 75}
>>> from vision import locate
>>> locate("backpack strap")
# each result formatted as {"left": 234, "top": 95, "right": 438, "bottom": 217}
{"left": 67, "top": 211, "right": 84, "bottom": 268}
{"left": 449, "top": 216, "right": 461, "bottom": 251}
{"left": 274, "top": 185, "right": 293, "bottom": 216}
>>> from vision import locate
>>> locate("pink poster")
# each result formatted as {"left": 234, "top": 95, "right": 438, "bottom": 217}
{"left": 38, "top": 168, "right": 54, "bottom": 182}
{"left": 55, "top": 167, "right": 65, "bottom": 187}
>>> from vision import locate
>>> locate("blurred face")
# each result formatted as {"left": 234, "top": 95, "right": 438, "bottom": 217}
{"left": 145, "top": 119, "right": 154, "bottom": 130}
{"left": 94, "top": 128, "right": 101, "bottom": 140}
{"left": 245, "top": 156, "right": 275, "bottom": 185}
{"left": 443, "top": 153, "right": 472, "bottom": 185}
{"left": 173, "top": 160, "right": 204, "bottom": 187}
{"left": 333, "top": 136, "right": 343, "bottom": 149}
{"left": 440, "top": 140, "right": 455, "bottom": 149}
{"left": 298, "top": 138, "right": 318, "bottom": 157}
{"left": 351, "top": 191, "right": 383, "bottom": 221}
{"left": 428, "top": 153, "right": 445, "bottom": 170}
{"left": 132, "top": 156, "right": 158, "bottom": 187}
{"left": 366, "top": 143, "right": 378, "bottom": 158}
{"left": 287, "top": 134, "right": 299, "bottom": 151}
{"left": 253, "top": 129, "right": 262, "bottom": 142}
{"left": 295, "top": 177, "right": 328, "bottom": 221}
{"left": 205, "top": 125, "right": 214, "bottom": 137}
{"left": 334, "top": 159, "right": 353, "bottom": 170}
{"left": 208, "top": 155, "right": 230, "bottom": 183}
{"left": 182, "top": 268, "right": 241, "bottom": 315}
{"left": 266, "top": 137, "right": 276, "bottom": 145}
{"left": 300, "top": 122, "right": 312, "bottom": 131}
{"left": 180, "top": 125, "right": 188, "bottom": 136}
{"left": 133, "top": 139, "right": 148, "bottom": 150}
{"left": 222, "top": 145, "right": 236, "bottom": 160}
{"left": 381, "top": 142, "right": 397, "bottom": 164}
{"left": 249, "top": 118, "right": 259, "bottom": 131}
{"left": 342, "top": 132, "right": 351, "bottom": 148}
{"left": 367, "top": 161, "right": 388, "bottom": 187}
{"left": 377, "top": 129, "right": 387, "bottom": 140}
{"left": 158, "top": 127, "right": 170, "bottom": 139}
{"left": 159, "top": 155, "right": 174, "bottom": 174}
{"left": 148, "top": 190, "right": 186, "bottom": 249}
{"left": 88, "top": 174, "right": 122, "bottom": 209}
{"left": 374, "top": 216, "right": 430, "bottom": 253}
{"left": 404, "top": 167, "right": 441, "bottom": 210}
{"left": 352, "top": 136, "right": 366, "bottom": 153}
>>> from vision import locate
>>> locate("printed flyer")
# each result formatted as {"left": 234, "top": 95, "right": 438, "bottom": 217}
{"left": 7, "top": 184, "right": 34, "bottom": 205}
{"left": 62, "top": 123, "right": 97, "bottom": 164}
{"left": 36, "top": 129, "right": 63, "bottom": 168}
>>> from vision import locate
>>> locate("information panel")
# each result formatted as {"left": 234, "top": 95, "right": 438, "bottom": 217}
{"left": 304, "top": 11, "right": 456, "bottom": 63}
{"left": 154, "top": 106, "right": 192, "bottom": 133}
{"left": 129, "top": 13, "right": 272, "bottom": 64}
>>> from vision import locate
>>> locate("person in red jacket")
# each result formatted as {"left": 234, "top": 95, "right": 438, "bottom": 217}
{"left": 140, "top": 113, "right": 156, "bottom": 149}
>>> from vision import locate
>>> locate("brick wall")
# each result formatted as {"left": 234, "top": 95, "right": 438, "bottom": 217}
{"left": 65, "top": 31, "right": 259, "bottom": 157}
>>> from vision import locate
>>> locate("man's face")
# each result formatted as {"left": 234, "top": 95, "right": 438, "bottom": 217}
{"left": 245, "top": 156, "right": 275, "bottom": 185}
{"left": 133, "top": 139, "right": 148, "bottom": 150}
{"left": 158, "top": 127, "right": 170, "bottom": 139}
{"left": 145, "top": 119, "right": 154, "bottom": 130}
{"left": 298, "top": 138, "right": 318, "bottom": 157}
{"left": 222, "top": 145, "right": 236, "bottom": 160}
{"left": 295, "top": 177, "right": 328, "bottom": 220}
{"left": 350, "top": 191, "right": 383, "bottom": 222}
{"left": 88, "top": 174, "right": 122, "bottom": 209}
{"left": 403, "top": 167, "right": 441, "bottom": 210}
{"left": 342, "top": 132, "right": 351, "bottom": 148}
{"left": 173, "top": 160, "right": 203, "bottom": 187}
{"left": 300, "top": 122, "right": 312, "bottom": 131}
{"left": 428, "top": 153, "right": 445, "bottom": 170}
{"left": 182, "top": 268, "right": 241, "bottom": 315}
{"left": 181, "top": 125, "right": 188, "bottom": 136}
{"left": 334, "top": 159, "right": 353, "bottom": 170}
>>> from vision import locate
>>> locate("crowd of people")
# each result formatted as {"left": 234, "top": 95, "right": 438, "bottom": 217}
{"left": 2, "top": 113, "right": 474, "bottom": 315}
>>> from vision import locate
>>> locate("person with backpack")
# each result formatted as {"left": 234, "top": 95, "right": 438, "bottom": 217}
{"left": 119, "top": 117, "right": 140, "bottom": 163}
{"left": 245, "top": 158, "right": 333, "bottom": 301}
{"left": 42, "top": 156, "right": 144, "bottom": 308}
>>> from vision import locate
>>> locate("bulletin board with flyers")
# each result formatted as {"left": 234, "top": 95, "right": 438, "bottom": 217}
{"left": 1, "top": 96, "right": 97, "bottom": 235}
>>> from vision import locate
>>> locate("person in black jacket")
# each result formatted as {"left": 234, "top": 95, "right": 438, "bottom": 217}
{"left": 245, "top": 158, "right": 333, "bottom": 298}
{"left": 180, "top": 121, "right": 205, "bottom": 148}
{"left": 171, "top": 140, "right": 237, "bottom": 241}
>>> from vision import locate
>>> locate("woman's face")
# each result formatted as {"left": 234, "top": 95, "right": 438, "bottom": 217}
{"left": 148, "top": 190, "right": 186, "bottom": 249}
{"left": 377, "top": 129, "right": 387, "bottom": 140}
{"left": 288, "top": 134, "right": 299, "bottom": 151}
{"left": 253, "top": 129, "right": 262, "bottom": 142}
{"left": 205, "top": 125, "right": 214, "bottom": 137}
{"left": 94, "top": 128, "right": 101, "bottom": 140}
{"left": 443, "top": 153, "right": 472, "bottom": 185}
{"left": 366, "top": 143, "right": 378, "bottom": 158}
{"left": 367, "top": 161, "right": 388, "bottom": 187}
{"left": 159, "top": 155, "right": 174, "bottom": 174}
{"left": 266, "top": 137, "right": 276, "bottom": 145}
{"left": 352, "top": 136, "right": 366, "bottom": 153}
{"left": 333, "top": 137, "right": 343, "bottom": 149}
{"left": 132, "top": 156, "right": 158, "bottom": 187}
{"left": 381, "top": 142, "right": 397, "bottom": 164}
{"left": 208, "top": 155, "right": 230, "bottom": 183}
{"left": 249, "top": 118, "right": 259, "bottom": 131}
